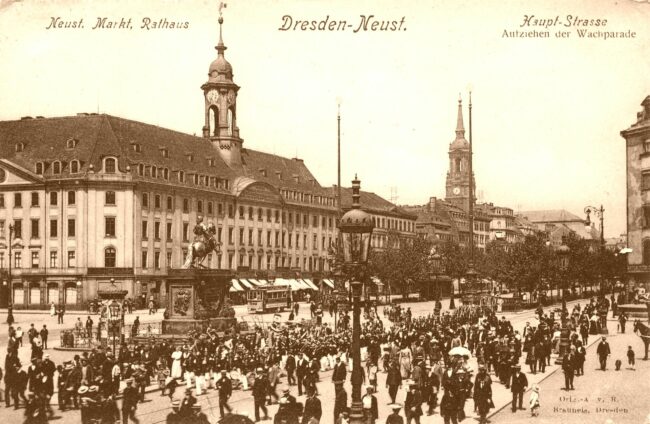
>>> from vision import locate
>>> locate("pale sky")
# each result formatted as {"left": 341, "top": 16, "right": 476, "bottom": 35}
{"left": 1, "top": 0, "right": 649, "bottom": 238}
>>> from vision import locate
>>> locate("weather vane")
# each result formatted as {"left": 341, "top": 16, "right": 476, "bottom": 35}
{"left": 219, "top": 2, "right": 227, "bottom": 18}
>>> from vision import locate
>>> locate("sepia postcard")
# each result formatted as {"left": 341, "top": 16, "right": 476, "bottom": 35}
{"left": 0, "top": 0, "right": 649, "bottom": 423}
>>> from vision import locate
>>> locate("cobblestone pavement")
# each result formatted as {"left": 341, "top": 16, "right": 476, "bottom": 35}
{"left": 490, "top": 320, "right": 650, "bottom": 424}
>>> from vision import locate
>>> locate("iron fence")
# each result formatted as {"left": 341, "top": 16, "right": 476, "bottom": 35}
{"left": 59, "top": 321, "right": 163, "bottom": 349}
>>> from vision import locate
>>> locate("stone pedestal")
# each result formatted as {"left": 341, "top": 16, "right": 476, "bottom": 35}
{"left": 163, "top": 269, "right": 235, "bottom": 336}
{"left": 618, "top": 303, "right": 650, "bottom": 320}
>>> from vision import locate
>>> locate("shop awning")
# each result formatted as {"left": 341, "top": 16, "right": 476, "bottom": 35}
{"left": 256, "top": 279, "right": 268, "bottom": 286}
{"left": 239, "top": 279, "right": 254, "bottom": 289}
{"left": 248, "top": 279, "right": 264, "bottom": 286}
{"left": 284, "top": 279, "right": 303, "bottom": 291}
{"left": 230, "top": 280, "right": 244, "bottom": 292}
{"left": 302, "top": 279, "right": 319, "bottom": 291}
{"left": 322, "top": 279, "right": 335, "bottom": 289}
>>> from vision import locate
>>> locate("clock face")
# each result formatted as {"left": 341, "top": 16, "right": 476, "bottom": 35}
{"left": 206, "top": 89, "right": 219, "bottom": 105}
{"left": 453, "top": 187, "right": 461, "bottom": 195}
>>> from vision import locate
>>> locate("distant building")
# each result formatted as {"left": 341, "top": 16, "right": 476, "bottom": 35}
{"left": 518, "top": 209, "right": 596, "bottom": 240}
{"left": 621, "top": 95, "right": 650, "bottom": 288}
{"left": 333, "top": 186, "right": 417, "bottom": 251}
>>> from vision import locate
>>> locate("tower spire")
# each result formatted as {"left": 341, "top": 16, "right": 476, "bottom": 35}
{"left": 216, "top": 16, "right": 227, "bottom": 55}
{"left": 455, "top": 94, "right": 465, "bottom": 137}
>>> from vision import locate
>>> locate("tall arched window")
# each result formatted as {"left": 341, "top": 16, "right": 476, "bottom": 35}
{"left": 209, "top": 106, "right": 219, "bottom": 136}
{"left": 105, "top": 247, "right": 116, "bottom": 268}
{"left": 455, "top": 158, "right": 462, "bottom": 173}
{"left": 227, "top": 108, "right": 234, "bottom": 136}
{"left": 70, "top": 160, "right": 79, "bottom": 174}
{"left": 643, "top": 239, "right": 650, "bottom": 265}
{"left": 104, "top": 158, "right": 116, "bottom": 173}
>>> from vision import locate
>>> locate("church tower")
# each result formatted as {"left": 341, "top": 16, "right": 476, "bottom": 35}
{"left": 201, "top": 16, "right": 243, "bottom": 168}
{"left": 445, "top": 97, "right": 475, "bottom": 211}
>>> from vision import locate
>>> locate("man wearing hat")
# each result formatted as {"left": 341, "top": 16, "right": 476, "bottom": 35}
{"left": 179, "top": 388, "right": 196, "bottom": 417}
{"left": 424, "top": 363, "right": 440, "bottom": 415}
{"left": 405, "top": 382, "right": 423, "bottom": 423}
{"left": 597, "top": 336, "right": 611, "bottom": 371}
{"left": 252, "top": 368, "right": 270, "bottom": 422}
{"left": 332, "top": 356, "right": 347, "bottom": 387}
{"left": 303, "top": 389, "right": 322, "bottom": 424}
{"left": 215, "top": 369, "right": 232, "bottom": 418}
{"left": 361, "top": 386, "right": 378, "bottom": 424}
{"left": 166, "top": 399, "right": 181, "bottom": 424}
{"left": 386, "top": 404, "right": 404, "bottom": 424}
{"left": 333, "top": 381, "right": 347, "bottom": 424}
{"left": 473, "top": 365, "right": 493, "bottom": 424}
{"left": 122, "top": 379, "right": 140, "bottom": 424}
{"left": 510, "top": 365, "right": 528, "bottom": 413}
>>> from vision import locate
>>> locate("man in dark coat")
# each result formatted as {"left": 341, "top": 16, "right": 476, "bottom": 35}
{"left": 296, "top": 354, "right": 308, "bottom": 396}
{"left": 39, "top": 326, "right": 48, "bottom": 350}
{"left": 510, "top": 365, "right": 528, "bottom": 412}
{"left": 386, "top": 404, "right": 405, "bottom": 424}
{"left": 597, "top": 336, "right": 611, "bottom": 371}
{"left": 425, "top": 365, "right": 440, "bottom": 415}
{"left": 216, "top": 370, "right": 232, "bottom": 418}
{"left": 405, "top": 384, "right": 423, "bottom": 423}
{"left": 121, "top": 379, "right": 140, "bottom": 424}
{"left": 332, "top": 356, "right": 347, "bottom": 386}
{"left": 386, "top": 362, "right": 402, "bottom": 404}
{"left": 252, "top": 368, "right": 270, "bottom": 422}
{"left": 563, "top": 346, "right": 577, "bottom": 390}
{"left": 302, "top": 390, "right": 322, "bottom": 424}
{"left": 333, "top": 381, "right": 347, "bottom": 423}
{"left": 41, "top": 355, "right": 56, "bottom": 398}
{"left": 286, "top": 353, "right": 296, "bottom": 386}
{"left": 473, "top": 365, "right": 493, "bottom": 424}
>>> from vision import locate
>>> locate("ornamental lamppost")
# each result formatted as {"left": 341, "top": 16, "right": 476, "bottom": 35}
{"left": 555, "top": 244, "right": 571, "bottom": 365}
{"left": 339, "top": 176, "right": 374, "bottom": 424}
{"left": 108, "top": 299, "right": 121, "bottom": 356}
{"left": 5, "top": 223, "right": 14, "bottom": 324}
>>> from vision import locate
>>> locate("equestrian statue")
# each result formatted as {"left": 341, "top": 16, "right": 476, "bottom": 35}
{"left": 182, "top": 216, "right": 221, "bottom": 269}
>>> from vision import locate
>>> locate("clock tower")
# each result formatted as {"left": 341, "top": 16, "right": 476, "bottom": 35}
{"left": 201, "top": 16, "right": 243, "bottom": 168}
{"left": 445, "top": 97, "right": 475, "bottom": 211}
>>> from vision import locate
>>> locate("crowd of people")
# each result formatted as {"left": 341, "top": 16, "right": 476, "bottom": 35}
{"left": 0, "top": 292, "right": 638, "bottom": 424}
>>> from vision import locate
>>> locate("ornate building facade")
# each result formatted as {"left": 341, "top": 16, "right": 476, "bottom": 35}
{"left": 0, "top": 19, "right": 342, "bottom": 309}
{"left": 622, "top": 95, "right": 650, "bottom": 288}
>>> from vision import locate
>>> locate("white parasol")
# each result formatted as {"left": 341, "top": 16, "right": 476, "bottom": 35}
{"left": 448, "top": 346, "right": 471, "bottom": 357}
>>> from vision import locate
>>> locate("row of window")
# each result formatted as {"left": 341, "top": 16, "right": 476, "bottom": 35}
{"left": 279, "top": 189, "right": 335, "bottom": 207}
{"left": 33, "top": 157, "right": 117, "bottom": 175}
{"left": 0, "top": 249, "right": 80, "bottom": 268}
{"left": 136, "top": 164, "right": 231, "bottom": 189}
{"left": 371, "top": 216, "right": 415, "bottom": 232}
{"left": 142, "top": 219, "right": 333, "bottom": 250}
{"left": 142, "top": 193, "right": 337, "bottom": 228}
{"left": 0, "top": 217, "right": 109, "bottom": 239}
{"left": 0, "top": 191, "right": 78, "bottom": 209}
{"left": 0, "top": 245, "right": 326, "bottom": 272}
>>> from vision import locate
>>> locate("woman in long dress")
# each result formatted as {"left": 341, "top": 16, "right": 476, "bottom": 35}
{"left": 399, "top": 344, "right": 413, "bottom": 379}
{"left": 171, "top": 346, "right": 183, "bottom": 378}
{"left": 50, "top": 302, "right": 56, "bottom": 317}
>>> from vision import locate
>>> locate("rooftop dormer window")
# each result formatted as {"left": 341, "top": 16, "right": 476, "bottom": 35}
{"left": 151, "top": 165, "right": 157, "bottom": 178}
{"left": 276, "top": 171, "right": 282, "bottom": 180}
{"left": 52, "top": 161, "right": 62, "bottom": 174}
{"left": 66, "top": 138, "right": 78, "bottom": 149}
{"left": 160, "top": 148, "right": 169, "bottom": 158}
{"left": 131, "top": 143, "right": 142, "bottom": 153}
{"left": 193, "top": 174, "right": 199, "bottom": 185}
{"left": 104, "top": 157, "right": 117, "bottom": 174}
{"left": 186, "top": 154, "right": 194, "bottom": 162}
{"left": 208, "top": 158, "right": 216, "bottom": 167}
{"left": 138, "top": 164, "right": 144, "bottom": 176}
{"left": 259, "top": 168, "right": 267, "bottom": 177}
{"left": 70, "top": 160, "right": 80, "bottom": 174}
{"left": 15, "top": 142, "right": 24, "bottom": 152}
{"left": 35, "top": 162, "right": 44, "bottom": 175}
{"left": 162, "top": 168, "right": 169, "bottom": 180}
{"left": 178, "top": 171, "right": 185, "bottom": 183}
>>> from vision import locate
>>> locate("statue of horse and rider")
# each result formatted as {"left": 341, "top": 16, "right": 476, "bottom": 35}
{"left": 182, "top": 216, "right": 221, "bottom": 269}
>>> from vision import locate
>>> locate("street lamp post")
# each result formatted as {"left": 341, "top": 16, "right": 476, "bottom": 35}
{"left": 555, "top": 244, "right": 571, "bottom": 364}
{"left": 109, "top": 299, "right": 121, "bottom": 356}
{"left": 6, "top": 224, "right": 14, "bottom": 324}
{"left": 584, "top": 205, "right": 609, "bottom": 334}
{"left": 338, "top": 176, "right": 374, "bottom": 424}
